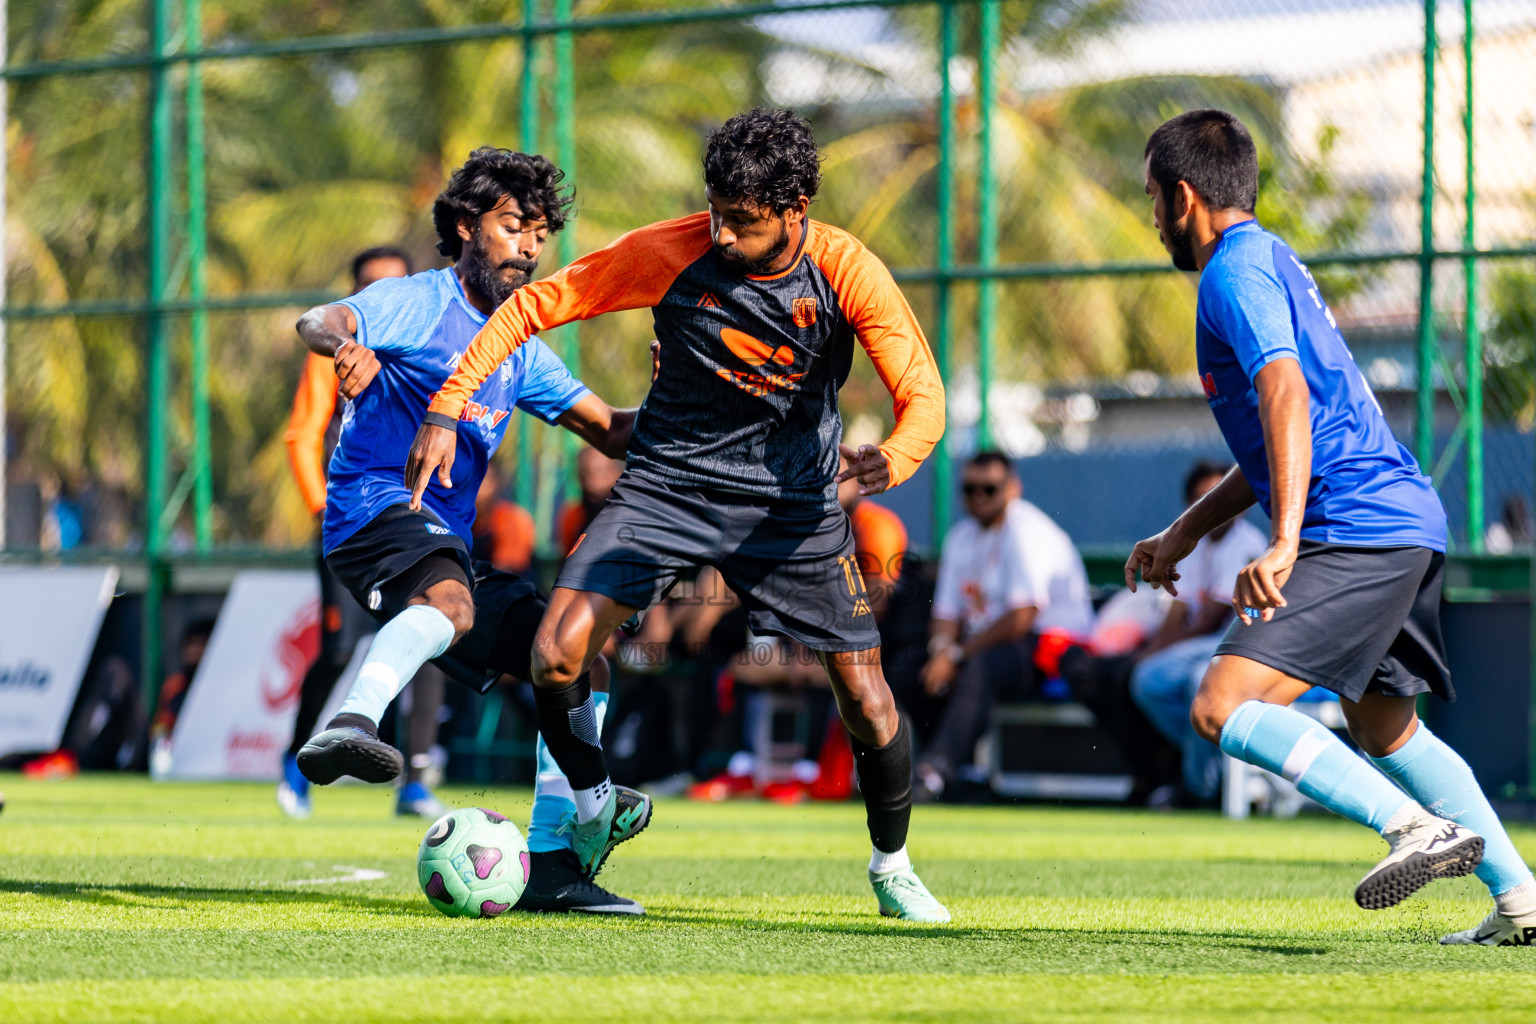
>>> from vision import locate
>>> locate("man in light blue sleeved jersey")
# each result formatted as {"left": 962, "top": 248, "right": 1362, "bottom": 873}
{"left": 291, "top": 147, "right": 644, "bottom": 915}
{"left": 1126, "top": 109, "right": 1535, "bottom": 945}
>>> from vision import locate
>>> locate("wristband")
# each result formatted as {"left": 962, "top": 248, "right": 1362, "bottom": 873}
{"left": 421, "top": 411, "right": 458, "bottom": 432}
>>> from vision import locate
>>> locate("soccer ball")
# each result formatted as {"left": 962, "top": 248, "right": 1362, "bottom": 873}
{"left": 417, "top": 807, "right": 530, "bottom": 918}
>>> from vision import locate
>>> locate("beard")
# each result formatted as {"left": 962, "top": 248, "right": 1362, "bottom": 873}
{"left": 717, "top": 220, "right": 791, "bottom": 274}
{"left": 461, "top": 233, "right": 538, "bottom": 309}
{"left": 1165, "top": 218, "right": 1198, "bottom": 272}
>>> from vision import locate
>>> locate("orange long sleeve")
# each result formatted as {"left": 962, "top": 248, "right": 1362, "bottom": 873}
{"left": 285, "top": 352, "right": 338, "bottom": 515}
{"left": 808, "top": 226, "right": 946, "bottom": 489}
{"left": 427, "top": 213, "right": 713, "bottom": 421}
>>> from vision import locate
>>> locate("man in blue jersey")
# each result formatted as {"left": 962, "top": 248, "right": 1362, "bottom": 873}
{"left": 1127, "top": 109, "right": 1534, "bottom": 945}
{"left": 292, "top": 147, "right": 643, "bottom": 915}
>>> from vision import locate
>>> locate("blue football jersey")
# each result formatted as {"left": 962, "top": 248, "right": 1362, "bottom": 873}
{"left": 1196, "top": 220, "right": 1446, "bottom": 551}
{"left": 322, "top": 268, "right": 590, "bottom": 552}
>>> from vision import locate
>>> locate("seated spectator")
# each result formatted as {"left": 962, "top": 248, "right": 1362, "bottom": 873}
{"left": 558, "top": 447, "right": 625, "bottom": 555}
{"left": 914, "top": 451, "right": 1093, "bottom": 801}
{"left": 1129, "top": 461, "right": 1266, "bottom": 804}
{"left": 471, "top": 460, "right": 536, "bottom": 575}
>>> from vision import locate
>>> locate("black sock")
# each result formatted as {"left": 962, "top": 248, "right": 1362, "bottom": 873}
{"left": 532, "top": 676, "right": 609, "bottom": 790}
{"left": 405, "top": 667, "right": 445, "bottom": 784}
{"left": 851, "top": 715, "right": 912, "bottom": 854}
{"left": 327, "top": 712, "right": 379, "bottom": 737}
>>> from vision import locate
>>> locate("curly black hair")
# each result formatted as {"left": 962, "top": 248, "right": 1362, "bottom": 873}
{"left": 432, "top": 148, "right": 575, "bottom": 261}
{"left": 703, "top": 108, "right": 822, "bottom": 212}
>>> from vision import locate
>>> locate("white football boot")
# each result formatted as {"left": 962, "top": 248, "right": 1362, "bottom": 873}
{"left": 1441, "top": 908, "right": 1536, "bottom": 946}
{"left": 1354, "top": 814, "right": 1484, "bottom": 910}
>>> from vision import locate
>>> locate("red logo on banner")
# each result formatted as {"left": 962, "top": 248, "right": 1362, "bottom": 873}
{"left": 258, "top": 599, "right": 320, "bottom": 713}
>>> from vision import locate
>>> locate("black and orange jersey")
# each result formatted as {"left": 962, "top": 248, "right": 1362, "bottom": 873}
{"left": 427, "top": 213, "right": 945, "bottom": 505}
{"left": 285, "top": 351, "right": 342, "bottom": 516}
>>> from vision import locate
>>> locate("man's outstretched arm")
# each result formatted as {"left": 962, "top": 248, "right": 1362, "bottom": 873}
{"left": 555, "top": 394, "right": 639, "bottom": 460}
{"left": 296, "top": 303, "right": 378, "bottom": 400}
{"left": 825, "top": 245, "right": 945, "bottom": 495}
{"left": 1125, "top": 465, "right": 1257, "bottom": 597}
{"left": 408, "top": 216, "right": 711, "bottom": 506}
{"left": 1232, "top": 355, "right": 1311, "bottom": 623}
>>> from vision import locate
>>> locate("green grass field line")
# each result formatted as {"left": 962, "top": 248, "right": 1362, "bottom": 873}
{"left": 1, "top": 777, "right": 1534, "bottom": 1023}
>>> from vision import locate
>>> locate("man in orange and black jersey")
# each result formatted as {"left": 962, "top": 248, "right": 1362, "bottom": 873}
{"left": 280, "top": 246, "right": 449, "bottom": 820}
{"left": 405, "top": 109, "right": 949, "bottom": 922}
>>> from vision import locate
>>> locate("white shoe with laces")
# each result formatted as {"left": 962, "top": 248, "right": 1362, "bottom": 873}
{"left": 1354, "top": 813, "right": 1484, "bottom": 910}
{"left": 1441, "top": 908, "right": 1536, "bottom": 946}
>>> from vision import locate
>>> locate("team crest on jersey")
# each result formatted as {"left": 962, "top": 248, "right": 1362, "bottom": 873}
{"left": 499, "top": 358, "right": 514, "bottom": 387}
{"left": 792, "top": 297, "right": 816, "bottom": 328}
{"left": 697, "top": 292, "right": 721, "bottom": 308}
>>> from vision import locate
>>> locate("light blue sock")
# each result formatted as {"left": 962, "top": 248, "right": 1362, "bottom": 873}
{"left": 1370, "top": 721, "right": 1535, "bottom": 897}
{"left": 1220, "top": 700, "right": 1414, "bottom": 833}
{"left": 528, "top": 690, "right": 609, "bottom": 854}
{"left": 334, "top": 606, "right": 456, "bottom": 725}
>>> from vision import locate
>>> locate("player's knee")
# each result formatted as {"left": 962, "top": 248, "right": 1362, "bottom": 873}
{"left": 1188, "top": 690, "right": 1232, "bottom": 745}
{"left": 531, "top": 629, "right": 584, "bottom": 688}
{"left": 1345, "top": 718, "right": 1407, "bottom": 759}
{"left": 423, "top": 590, "right": 474, "bottom": 639}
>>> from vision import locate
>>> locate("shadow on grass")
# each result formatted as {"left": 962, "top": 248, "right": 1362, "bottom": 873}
{"left": 641, "top": 905, "right": 1330, "bottom": 947}
{"left": 0, "top": 877, "right": 420, "bottom": 916}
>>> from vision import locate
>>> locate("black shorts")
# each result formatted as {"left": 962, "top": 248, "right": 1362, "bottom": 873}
{"left": 325, "top": 504, "right": 545, "bottom": 692}
{"left": 1214, "top": 541, "right": 1453, "bottom": 703}
{"left": 555, "top": 472, "right": 880, "bottom": 653}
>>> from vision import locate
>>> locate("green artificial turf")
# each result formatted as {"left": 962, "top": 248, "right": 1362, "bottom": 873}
{"left": 1, "top": 775, "right": 1534, "bottom": 1022}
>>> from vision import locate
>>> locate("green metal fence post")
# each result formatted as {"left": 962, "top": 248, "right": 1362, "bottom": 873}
{"left": 932, "top": 0, "right": 955, "bottom": 545}
{"left": 515, "top": 0, "right": 540, "bottom": 520}
{"left": 1461, "top": 0, "right": 1482, "bottom": 552}
{"left": 1415, "top": 0, "right": 1437, "bottom": 473}
{"left": 187, "top": 0, "right": 212, "bottom": 550}
{"left": 554, "top": 0, "right": 581, "bottom": 522}
{"left": 142, "top": 0, "right": 176, "bottom": 710}
{"left": 976, "top": 0, "right": 997, "bottom": 452}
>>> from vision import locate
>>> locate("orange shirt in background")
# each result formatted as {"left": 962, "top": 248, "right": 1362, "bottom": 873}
{"left": 473, "top": 500, "right": 536, "bottom": 575}
{"left": 849, "top": 500, "right": 908, "bottom": 593}
{"left": 285, "top": 352, "right": 340, "bottom": 515}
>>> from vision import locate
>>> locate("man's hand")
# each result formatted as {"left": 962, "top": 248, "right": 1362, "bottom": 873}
{"left": 1232, "top": 539, "right": 1297, "bottom": 625}
{"left": 1123, "top": 523, "right": 1199, "bottom": 597}
{"left": 920, "top": 651, "right": 958, "bottom": 696}
{"left": 334, "top": 340, "right": 381, "bottom": 400}
{"left": 650, "top": 339, "right": 661, "bottom": 382}
{"left": 404, "top": 423, "right": 457, "bottom": 509}
{"left": 836, "top": 443, "right": 891, "bottom": 496}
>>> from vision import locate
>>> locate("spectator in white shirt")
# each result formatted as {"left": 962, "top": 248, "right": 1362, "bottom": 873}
{"left": 914, "top": 451, "right": 1094, "bottom": 800}
{"left": 1130, "top": 460, "right": 1267, "bottom": 803}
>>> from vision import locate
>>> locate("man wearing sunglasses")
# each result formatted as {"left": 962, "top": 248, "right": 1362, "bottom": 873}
{"left": 914, "top": 451, "right": 1093, "bottom": 801}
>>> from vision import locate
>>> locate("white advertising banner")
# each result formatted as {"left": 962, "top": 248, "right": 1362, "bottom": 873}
{"left": 167, "top": 570, "right": 368, "bottom": 780}
{"left": 0, "top": 566, "right": 118, "bottom": 759}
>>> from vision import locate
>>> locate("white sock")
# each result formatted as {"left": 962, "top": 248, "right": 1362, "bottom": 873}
{"left": 572, "top": 778, "right": 613, "bottom": 824}
{"left": 335, "top": 605, "right": 456, "bottom": 724}
{"left": 869, "top": 845, "right": 911, "bottom": 875}
{"left": 1496, "top": 879, "right": 1536, "bottom": 919}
